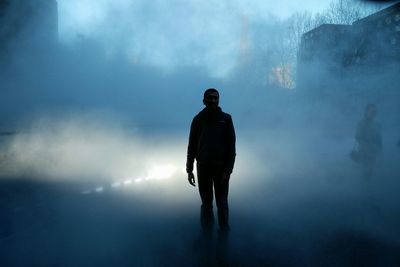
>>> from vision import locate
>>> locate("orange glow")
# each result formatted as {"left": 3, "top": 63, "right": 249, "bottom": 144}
{"left": 268, "top": 64, "right": 294, "bottom": 89}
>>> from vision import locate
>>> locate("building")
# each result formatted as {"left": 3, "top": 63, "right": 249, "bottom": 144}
{"left": 350, "top": 3, "right": 400, "bottom": 69}
{"left": 297, "top": 3, "right": 400, "bottom": 97}
{"left": 0, "top": 0, "right": 58, "bottom": 51}
{"left": 297, "top": 24, "right": 352, "bottom": 94}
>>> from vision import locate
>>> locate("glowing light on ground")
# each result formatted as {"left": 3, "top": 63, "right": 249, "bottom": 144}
{"left": 95, "top": 187, "right": 104, "bottom": 193}
{"left": 111, "top": 182, "right": 121, "bottom": 188}
{"left": 123, "top": 179, "right": 132, "bottom": 185}
{"left": 81, "top": 164, "right": 178, "bottom": 195}
{"left": 147, "top": 164, "right": 177, "bottom": 180}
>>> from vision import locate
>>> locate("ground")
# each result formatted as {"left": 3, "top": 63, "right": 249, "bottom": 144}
{"left": 1, "top": 170, "right": 399, "bottom": 267}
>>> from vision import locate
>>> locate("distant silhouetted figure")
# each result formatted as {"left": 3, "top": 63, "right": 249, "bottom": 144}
{"left": 186, "top": 88, "right": 236, "bottom": 233}
{"left": 350, "top": 103, "right": 382, "bottom": 179}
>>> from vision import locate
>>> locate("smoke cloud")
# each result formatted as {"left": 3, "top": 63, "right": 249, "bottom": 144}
{"left": 57, "top": 0, "right": 331, "bottom": 77}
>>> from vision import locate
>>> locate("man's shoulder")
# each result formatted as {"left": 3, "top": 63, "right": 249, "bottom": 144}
{"left": 193, "top": 109, "right": 233, "bottom": 121}
{"left": 221, "top": 111, "right": 232, "bottom": 120}
{"left": 193, "top": 111, "right": 202, "bottom": 120}
{"left": 191, "top": 111, "right": 203, "bottom": 124}
{"left": 222, "top": 111, "right": 232, "bottom": 117}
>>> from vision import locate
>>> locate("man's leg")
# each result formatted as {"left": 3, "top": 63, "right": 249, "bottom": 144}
{"left": 214, "top": 171, "right": 229, "bottom": 230}
{"left": 197, "top": 164, "right": 215, "bottom": 233}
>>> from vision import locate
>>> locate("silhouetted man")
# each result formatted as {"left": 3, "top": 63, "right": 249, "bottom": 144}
{"left": 186, "top": 88, "right": 236, "bottom": 232}
{"left": 351, "top": 103, "right": 382, "bottom": 179}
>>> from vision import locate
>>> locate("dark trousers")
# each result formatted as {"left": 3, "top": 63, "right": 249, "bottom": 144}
{"left": 197, "top": 163, "right": 229, "bottom": 231}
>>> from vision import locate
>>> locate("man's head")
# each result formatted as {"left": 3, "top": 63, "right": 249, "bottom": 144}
{"left": 203, "top": 88, "right": 219, "bottom": 110}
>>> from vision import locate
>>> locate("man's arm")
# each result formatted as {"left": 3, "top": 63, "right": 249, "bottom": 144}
{"left": 186, "top": 116, "right": 198, "bottom": 186}
{"left": 224, "top": 115, "right": 236, "bottom": 176}
{"left": 188, "top": 172, "right": 196, "bottom": 187}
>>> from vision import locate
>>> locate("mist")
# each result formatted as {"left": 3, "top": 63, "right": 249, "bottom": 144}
{"left": 1, "top": 0, "right": 400, "bottom": 266}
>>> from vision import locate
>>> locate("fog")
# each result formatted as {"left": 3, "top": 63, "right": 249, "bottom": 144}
{"left": 1, "top": 0, "right": 400, "bottom": 266}
{"left": 57, "top": 0, "right": 330, "bottom": 77}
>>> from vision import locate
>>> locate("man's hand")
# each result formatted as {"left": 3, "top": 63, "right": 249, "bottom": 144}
{"left": 188, "top": 172, "right": 196, "bottom": 187}
{"left": 221, "top": 172, "right": 230, "bottom": 184}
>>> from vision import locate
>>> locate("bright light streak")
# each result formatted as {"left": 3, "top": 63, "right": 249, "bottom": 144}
{"left": 95, "top": 187, "right": 104, "bottom": 193}
{"left": 146, "top": 164, "right": 177, "bottom": 180}
{"left": 81, "top": 164, "right": 179, "bottom": 195}
{"left": 123, "top": 179, "right": 132, "bottom": 185}
{"left": 111, "top": 182, "right": 121, "bottom": 188}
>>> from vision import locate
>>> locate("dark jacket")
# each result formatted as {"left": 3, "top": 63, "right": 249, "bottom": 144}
{"left": 186, "top": 107, "right": 236, "bottom": 174}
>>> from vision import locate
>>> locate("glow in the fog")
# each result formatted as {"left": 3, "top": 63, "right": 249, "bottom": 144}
{"left": 95, "top": 187, "right": 104, "bottom": 193}
{"left": 81, "top": 164, "right": 178, "bottom": 195}
{"left": 146, "top": 164, "right": 177, "bottom": 180}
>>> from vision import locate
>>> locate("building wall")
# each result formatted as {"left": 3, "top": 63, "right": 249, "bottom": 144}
{"left": 297, "top": 3, "right": 400, "bottom": 95}
{"left": 351, "top": 3, "right": 400, "bottom": 68}
{"left": 297, "top": 24, "right": 352, "bottom": 94}
{"left": 0, "top": 0, "right": 58, "bottom": 50}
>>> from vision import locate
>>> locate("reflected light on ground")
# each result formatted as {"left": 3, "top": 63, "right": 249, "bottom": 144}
{"left": 123, "top": 179, "right": 132, "bottom": 185}
{"left": 95, "top": 187, "right": 104, "bottom": 193}
{"left": 81, "top": 164, "right": 178, "bottom": 195}
{"left": 146, "top": 164, "right": 176, "bottom": 180}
